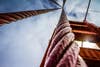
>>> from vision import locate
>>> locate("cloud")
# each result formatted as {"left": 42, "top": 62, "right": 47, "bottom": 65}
{"left": 0, "top": 9, "right": 62, "bottom": 67}
{"left": 64, "top": 0, "right": 100, "bottom": 26}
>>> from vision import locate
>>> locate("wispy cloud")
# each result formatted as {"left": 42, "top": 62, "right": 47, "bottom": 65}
{"left": 0, "top": 9, "right": 62, "bottom": 67}
{"left": 64, "top": 0, "right": 100, "bottom": 26}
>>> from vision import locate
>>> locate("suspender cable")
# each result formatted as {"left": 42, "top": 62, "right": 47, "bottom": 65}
{"left": 83, "top": 0, "right": 91, "bottom": 22}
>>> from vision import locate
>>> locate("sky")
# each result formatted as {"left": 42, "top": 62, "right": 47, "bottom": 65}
{"left": 64, "top": 0, "right": 100, "bottom": 27}
{"left": 0, "top": 8, "right": 62, "bottom": 67}
{"left": 0, "top": 0, "right": 100, "bottom": 67}
{"left": 0, "top": 0, "right": 62, "bottom": 67}
{"left": 0, "top": 0, "right": 100, "bottom": 26}
{"left": 0, "top": 0, "right": 59, "bottom": 13}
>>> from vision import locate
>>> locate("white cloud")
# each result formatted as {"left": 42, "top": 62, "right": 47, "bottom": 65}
{"left": 0, "top": 9, "right": 62, "bottom": 67}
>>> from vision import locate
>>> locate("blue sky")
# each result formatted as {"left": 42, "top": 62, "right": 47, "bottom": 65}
{"left": 64, "top": 0, "right": 100, "bottom": 27}
{"left": 0, "top": 0, "right": 100, "bottom": 67}
{"left": 0, "top": 9, "right": 62, "bottom": 67}
{"left": 0, "top": 0, "right": 100, "bottom": 26}
{"left": 0, "top": 0, "right": 59, "bottom": 13}
{"left": 0, "top": 0, "right": 62, "bottom": 67}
